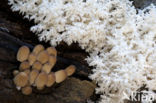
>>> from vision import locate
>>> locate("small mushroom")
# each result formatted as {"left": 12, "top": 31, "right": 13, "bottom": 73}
{"left": 28, "top": 53, "right": 37, "bottom": 65}
{"left": 48, "top": 56, "right": 56, "bottom": 68}
{"left": 17, "top": 46, "right": 30, "bottom": 62}
{"left": 22, "top": 86, "right": 32, "bottom": 95}
{"left": 37, "top": 51, "right": 49, "bottom": 64}
{"left": 15, "top": 44, "right": 76, "bottom": 93}
{"left": 46, "top": 72, "right": 55, "bottom": 87}
{"left": 24, "top": 69, "right": 30, "bottom": 75}
{"left": 41, "top": 63, "right": 53, "bottom": 74}
{"left": 29, "top": 69, "right": 39, "bottom": 85}
{"left": 13, "top": 70, "right": 19, "bottom": 76}
{"left": 32, "top": 61, "right": 42, "bottom": 71}
{"left": 33, "top": 44, "right": 44, "bottom": 55}
{"left": 35, "top": 72, "right": 48, "bottom": 90}
{"left": 14, "top": 72, "right": 28, "bottom": 87}
{"left": 46, "top": 47, "right": 57, "bottom": 57}
{"left": 19, "top": 61, "right": 30, "bottom": 71}
{"left": 65, "top": 65, "right": 76, "bottom": 76}
{"left": 55, "top": 70, "right": 67, "bottom": 83}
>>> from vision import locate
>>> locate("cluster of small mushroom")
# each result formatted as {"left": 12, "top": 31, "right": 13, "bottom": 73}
{"left": 13, "top": 44, "right": 76, "bottom": 95}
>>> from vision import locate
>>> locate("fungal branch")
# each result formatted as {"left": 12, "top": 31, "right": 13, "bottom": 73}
{"left": 13, "top": 44, "right": 76, "bottom": 95}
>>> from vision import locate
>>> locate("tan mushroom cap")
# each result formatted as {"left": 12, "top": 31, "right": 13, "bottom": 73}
{"left": 28, "top": 53, "right": 37, "bottom": 66}
{"left": 22, "top": 86, "right": 32, "bottom": 95}
{"left": 33, "top": 44, "right": 44, "bottom": 55}
{"left": 37, "top": 51, "right": 49, "bottom": 64}
{"left": 55, "top": 70, "right": 67, "bottom": 83}
{"left": 41, "top": 63, "right": 53, "bottom": 74}
{"left": 48, "top": 56, "right": 56, "bottom": 68}
{"left": 17, "top": 46, "right": 30, "bottom": 62}
{"left": 13, "top": 70, "right": 19, "bottom": 76}
{"left": 65, "top": 65, "right": 76, "bottom": 76}
{"left": 24, "top": 69, "right": 30, "bottom": 75}
{"left": 32, "top": 61, "right": 42, "bottom": 71}
{"left": 14, "top": 72, "right": 28, "bottom": 87}
{"left": 19, "top": 61, "right": 30, "bottom": 71}
{"left": 46, "top": 47, "right": 57, "bottom": 57}
{"left": 35, "top": 72, "right": 48, "bottom": 90}
{"left": 29, "top": 69, "right": 39, "bottom": 85}
{"left": 46, "top": 72, "right": 55, "bottom": 87}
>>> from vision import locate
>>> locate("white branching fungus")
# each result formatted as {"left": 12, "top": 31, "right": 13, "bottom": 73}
{"left": 9, "top": 0, "right": 156, "bottom": 102}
